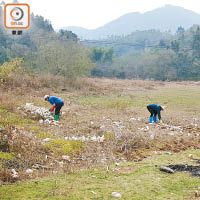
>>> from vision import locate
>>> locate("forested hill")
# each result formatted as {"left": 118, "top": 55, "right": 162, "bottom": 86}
{"left": 0, "top": 12, "right": 94, "bottom": 79}
{"left": 89, "top": 25, "right": 200, "bottom": 81}
{"left": 1, "top": 8, "right": 200, "bottom": 81}
{"left": 63, "top": 5, "right": 200, "bottom": 39}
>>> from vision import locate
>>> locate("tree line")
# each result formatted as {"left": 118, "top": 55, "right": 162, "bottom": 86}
{"left": 1, "top": 8, "right": 200, "bottom": 81}
{"left": 0, "top": 12, "right": 94, "bottom": 80}
{"left": 90, "top": 26, "right": 200, "bottom": 81}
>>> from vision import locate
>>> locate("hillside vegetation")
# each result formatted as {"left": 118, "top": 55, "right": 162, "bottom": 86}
{"left": 1, "top": 8, "right": 200, "bottom": 81}
{"left": 89, "top": 25, "right": 200, "bottom": 81}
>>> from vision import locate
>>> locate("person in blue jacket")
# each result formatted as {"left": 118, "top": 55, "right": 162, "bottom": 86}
{"left": 147, "top": 104, "right": 165, "bottom": 124}
{"left": 44, "top": 95, "right": 64, "bottom": 121}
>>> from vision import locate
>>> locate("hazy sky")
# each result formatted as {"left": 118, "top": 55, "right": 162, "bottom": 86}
{"left": 3, "top": 0, "right": 200, "bottom": 29}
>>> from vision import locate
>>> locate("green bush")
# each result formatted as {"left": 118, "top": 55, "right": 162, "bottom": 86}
{"left": 43, "top": 139, "right": 83, "bottom": 155}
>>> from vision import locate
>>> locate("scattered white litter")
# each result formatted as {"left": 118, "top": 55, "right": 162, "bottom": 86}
{"left": 112, "top": 121, "right": 125, "bottom": 129}
{"left": 58, "top": 161, "right": 64, "bottom": 167}
{"left": 91, "top": 191, "right": 97, "bottom": 195}
{"left": 149, "top": 133, "right": 155, "bottom": 140}
{"left": 64, "top": 135, "right": 105, "bottom": 142}
{"left": 24, "top": 103, "right": 50, "bottom": 119}
{"left": 26, "top": 169, "right": 33, "bottom": 174}
{"left": 160, "top": 166, "right": 174, "bottom": 173}
{"left": 111, "top": 192, "right": 122, "bottom": 198}
{"left": 138, "top": 126, "right": 149, "bottom": 131}
{"left": 44, "top": 119, "right": 51, "bottom": 124}
{"left": 188, "top": 154, "right": 194, "bottom": 159}
{"left": 90, "top": 175, "right": 96, "bottom": 178}
{"left": 43, "top": 138, "right": 52, "bottom": 142}
{"left": 100, "top": 125, "right": 105, "bottom": 129}
{"left": 11, "top": 169, "right": 18, "bottom": 178}
{"left": 168, "top": 132, "right": 175, "bottom": 136}
{"left": 163, "top": 124, "right": 183, "bottom": 131}
{"left": 113, "top": 121, "right": 121, "bottom": 126}
{"left": 170, "top": 126, "right": 183, "bottom": 131}
{"left": 62, "top": 155, "right": 70, "bottom": 161}
{"left": 130, "top": 117, "right": 142, "bottom": 121}
{"left": 115, "top": 162, "right": 120, "bottom": 166}
{"left": 165, "top": 152, "right": 173, "bottom": 155}
{"left": 129, "top": 118, "right": 136, "bottom": 121}
{"left": 24, "top": 103, "right": 58, "bottom": 125}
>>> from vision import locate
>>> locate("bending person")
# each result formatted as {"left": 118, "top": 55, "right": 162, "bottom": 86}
{"left": 44, "top": 95, "right": 64, "bottom": 121}
{"left": 147, "top": 104, "right": 165, "bottom": 124}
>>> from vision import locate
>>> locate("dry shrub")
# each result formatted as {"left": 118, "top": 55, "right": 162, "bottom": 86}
{"left": 110, "top": 132, "right": 200, "bottom": 161}
{"left": 0, "top": 168, "right": 19, "bottom": 183}
{"left": 0, "top": 92, "right": 17, "bottom": 112}
{"left": 0, "top": 125, "right": 86, "bottom": 179}
{"left": 3, "top": 71, "right": 68, "bottom": 90}
{"left": 113, "top": 133, "right": 152, "bottom": 154}
{"left": 38, "top": 74, "right": 67, "bottom": 89}
{"left": 0, "top": 126, "right": 45, "bottom": 169}
{"left": 0, "top": 58, "right": 70, "bottom": 91}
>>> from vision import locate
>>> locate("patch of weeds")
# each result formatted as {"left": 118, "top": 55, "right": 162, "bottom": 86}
{"left": 0, "top": 102, "right": 19, "bottom": 112}
{"left": 0, "top": 110, "right": 17, "bottom": 118}
{"left": 0, "top": 109, "right": 8, "bottom": 114}
{"left": 105, "top": 132, "right": 114, "bottom": 140}
{"left": 0, "top": 152, "right": 14, "bottom": 160}
{"left": 0, "top": 117, "right": 34, "bottom": 127}
{"left": 20, "top": 119, "right": 34, "bottom": 124}
{"left": 35, "top": 132, "right": 53, "bottom": 139}
{"left": 29, "top": 126, "right": 40, "bottom": 132}
{"left": 29, "top": 127, "right": 53, "bottom": 139}
{"left": 43, "top": 139, "right": 83, "bottom": 155}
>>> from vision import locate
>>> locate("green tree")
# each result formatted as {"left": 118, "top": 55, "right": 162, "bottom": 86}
{"left": 192, "top": 26, "right": 200, "bottom": 58}
{"left": 176, "top": 26, "right": 185, "bottom": 41}
{"left": 103, "top": 48, "right": 114, "bottom": 63}
{"left": 159, "top": 40, "right": 167, "bottom": 49}
{"left": 91, "top": 47, "right": 104, "bottom": 62}
{"left": 59, "top": 29, "right": 78, "bottom": 42}
{"left": 0, "top": 47, "right": 8, "bottom": 64}
{"left": 171, "top": 40, "right": 180, "bottom": 52}
{"left": 29, "top": 40, "right": 94, "bottom": 79}
{"left": 30, "top": 14, "right": 54, "bottom": 32}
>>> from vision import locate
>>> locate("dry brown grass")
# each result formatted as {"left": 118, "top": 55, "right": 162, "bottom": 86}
{"left": 1, "top": 77, "right": 200, "bottom": 183}
{"left": 73, "top": 77, "right": 161, "bottom": 95}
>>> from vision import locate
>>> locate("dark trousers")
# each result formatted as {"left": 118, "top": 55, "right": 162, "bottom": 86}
{"left": 55, "top": 102, "right": 64, "bottom": 115}
{"left": 147, "top": 105, "right": 157, "bottom": 117}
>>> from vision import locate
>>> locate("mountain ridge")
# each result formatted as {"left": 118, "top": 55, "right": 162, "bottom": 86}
{"left": 61, "top": 5, "right": 200, "bottom": 39}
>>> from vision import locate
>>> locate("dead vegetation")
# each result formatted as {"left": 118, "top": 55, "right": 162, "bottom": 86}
{"left": 1, "top": 74, "right": 200, "bottom": 184}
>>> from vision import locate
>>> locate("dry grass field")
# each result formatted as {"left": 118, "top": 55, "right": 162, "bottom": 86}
{"left": 1, "top": 78, "right": 200, "bottom": 199}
